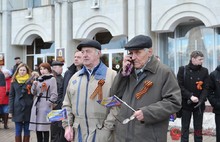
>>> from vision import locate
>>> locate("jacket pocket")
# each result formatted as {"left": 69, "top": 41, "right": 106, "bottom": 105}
{"left": 95, "top": 127, "right": 113, "bottom": 142}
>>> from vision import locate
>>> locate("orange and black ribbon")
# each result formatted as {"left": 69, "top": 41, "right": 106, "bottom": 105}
{"left": 135, "top": 80, "right": 153, "bottom": 100}
{"left": 26, "top": 84, "right": 31, "bottom": 95}
{"left": 196, "top": 81, "right": 203, "bottom": 90}
{"left": 90, "top": 79, "right": 105, "bottom": 101}
{"left": 41, "top": 82, "right": 48, "bottom": 92}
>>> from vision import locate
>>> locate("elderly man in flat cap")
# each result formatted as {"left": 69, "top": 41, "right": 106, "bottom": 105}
{"left": 62, "top": 39, "right": 117, "bottom": 142}
{"left": 110, "top": 35, "right": 182, "bottom": 142}
{"left": 50, "top": 61, "right": 67, "bottom": 142}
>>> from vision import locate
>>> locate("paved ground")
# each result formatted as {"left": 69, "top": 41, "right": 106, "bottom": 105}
{"left": 0, "top": 119, "right": 216, "bottom": 142}
{"left": 0, "top": 119, "right": 37, "bottom": 142}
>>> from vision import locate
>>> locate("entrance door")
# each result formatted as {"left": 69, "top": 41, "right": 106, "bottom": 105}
{"left": 34, "top": 55, "right": 44, "bottom": 66}
{"left": 34, "top": 54, "right": 54, "bottom": 66}
{"left": 101, "top": 49, "right": 127, "bottom": 72}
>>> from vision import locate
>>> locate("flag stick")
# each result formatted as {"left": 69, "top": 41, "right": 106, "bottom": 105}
{"left": 114, "top": 95, "right": 136, "bottom": 112}
{"left": 67, "top": 116, "right": 70, "bottom": 128}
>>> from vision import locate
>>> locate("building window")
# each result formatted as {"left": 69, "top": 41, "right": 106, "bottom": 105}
{"left": 93, "top": 31, "right": 127, "bottom": 72}
{"left": 94, "top": 32, "right": 112, "bottom": 44}
{"left": 159, "top": 24, "right": 216, "bottom": 74}
{"left": 28, "top": 0, "right": 41, "bottom": 8}
{"left": 26, "top": 38, "right": 54, "bottom": 70}
{"left": 35, "top": 38, "right": 54, "bottom": 54}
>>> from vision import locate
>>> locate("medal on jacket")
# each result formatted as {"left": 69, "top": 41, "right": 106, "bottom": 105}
{"left": 90, "top": 79, "right": 105, "bottom": 100}
{"left": 135, "top": 80, "right": 153, "bottom": 99}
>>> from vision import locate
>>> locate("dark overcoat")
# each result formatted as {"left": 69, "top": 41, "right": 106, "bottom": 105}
{"left": 177, "top": 62, "right": 209, "bottom": 111}
{"left": 63, "top": 63, "right": 78, "bottom": 96}
{"left": 9, "top": 81, "right": 33, "bottom": 122}
{"left": 53, "top": 73, "right": 63, "bottom": 109}
{"left": 208, "top": 65, "right": 220, "bottom": 114}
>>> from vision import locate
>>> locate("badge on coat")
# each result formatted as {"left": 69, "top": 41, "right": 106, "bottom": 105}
{"left": 72, "top": 80, "right": 77, "bottom": 85}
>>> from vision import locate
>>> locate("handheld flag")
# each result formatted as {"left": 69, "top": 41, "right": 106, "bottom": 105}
{"left": 97, "top": 96, "right": 121, "bottom": 107}
{"left": 47, "top": 109, "right": 67, "bottom": 122}
{"left": 114, "top": 95, "right": 136, "bottom": 112}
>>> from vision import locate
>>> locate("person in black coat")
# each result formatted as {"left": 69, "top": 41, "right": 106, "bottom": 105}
{"left": 177, "top": 51, "right": 209, "bottom": 142}
{"left": 208, "top": 65, "right": 220, "bottom": 142}
{"left": 63, "top": 51, "right": 83, "bottom": 96}
{"left": 9, "top": 63, "right": 33, "bottom": 142}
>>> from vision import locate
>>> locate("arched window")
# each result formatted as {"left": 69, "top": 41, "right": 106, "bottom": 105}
{"left": 159, "top": 23, "right": 217, "bottom": 74}
{"left": 26, "top": 38, "right": 54, "bottom": 70}
{"left": 93, "top": 31, "right": 127, "bottom": 72}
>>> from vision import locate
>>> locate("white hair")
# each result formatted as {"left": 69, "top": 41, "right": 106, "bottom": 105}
{"left": 144, "top": 48, "right": 150, "bottom": 52}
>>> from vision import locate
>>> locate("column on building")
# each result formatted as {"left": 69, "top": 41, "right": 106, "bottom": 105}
{"left": 2, "top": 0, "right": 11, "bottom": 67}
{"left": 127, "top": 0, "right": 151, "bottom": 38}
{"left": 54, "top": 1, "right": 76, "bottom": 69}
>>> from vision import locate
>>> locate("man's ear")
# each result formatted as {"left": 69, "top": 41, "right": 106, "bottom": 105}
{"left": 98, "top": 50, "right": 102, "bottom": 57}
{"left": 148, "top": 48, "right": 153, "bottom": 55}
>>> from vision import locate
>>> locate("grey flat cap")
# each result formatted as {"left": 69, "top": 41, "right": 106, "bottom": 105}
{"left": 125, "top": 35, "right": 152, "bottom": 50}
{"left": 51, "top": 61, "right": 64, "bottom": 66}
{"left": 77, "top": 39, "right": 101, "bottom": 51}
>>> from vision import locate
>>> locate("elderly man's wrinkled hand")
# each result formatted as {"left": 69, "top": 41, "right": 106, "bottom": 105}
{"left": 122, "top": 55, "right": 133, "bottom": 76}
{"left": 64, "top": 126, "right": 74, "bottom": 141}
{"left": 133, "top": 110, "right": 144, "bottom": 121}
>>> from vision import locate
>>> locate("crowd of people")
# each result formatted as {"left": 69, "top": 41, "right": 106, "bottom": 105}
{"left": 0, "top": 34, "right": 220, "bottom": 142}
{"left": 0, "top": 50, "right": 83, "bottom": 142}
